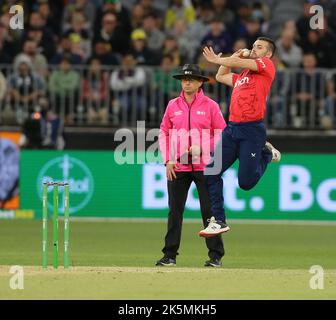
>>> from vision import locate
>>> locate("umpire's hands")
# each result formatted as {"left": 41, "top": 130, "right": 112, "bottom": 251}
{"left": 166, "top": 161, "right": 177, "bottom": 181}
{"left": 189, "top": 145, "right": 201, "bottom": 157}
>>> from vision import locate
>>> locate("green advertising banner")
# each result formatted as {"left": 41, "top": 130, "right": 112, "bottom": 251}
{"left": 20, "top": 151, "right": 336, "bottom": 220}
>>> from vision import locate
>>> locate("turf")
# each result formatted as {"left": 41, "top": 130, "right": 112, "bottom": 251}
{"left": 0, "top": 220, "right": 336, "bottom": 299}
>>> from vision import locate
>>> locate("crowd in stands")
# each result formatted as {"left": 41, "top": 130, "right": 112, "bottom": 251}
{"left": 0, "top": 0, "right": 335, "bottom": 68}
{"left": 0, "top": 0, "right": 336, "bottom": 141}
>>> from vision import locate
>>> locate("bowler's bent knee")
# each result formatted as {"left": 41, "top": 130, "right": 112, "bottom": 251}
{"left": 238, "top": 179, "right": 257, "bottom": 191}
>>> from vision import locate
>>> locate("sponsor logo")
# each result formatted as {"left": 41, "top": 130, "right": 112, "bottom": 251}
{"left": 0, "top": 210, "right": 34, "bottom": 219}
{"left": 257, "top": 58, "right": 266, "bottom": 69}
{"left": 37, "top": 155, "right": 94, "bottom": 214}
{"left": 234, "top": 76, "right": 250, "bottom": 88}
{"left": 142, "top": 163, "right": 336, "bottom": 213}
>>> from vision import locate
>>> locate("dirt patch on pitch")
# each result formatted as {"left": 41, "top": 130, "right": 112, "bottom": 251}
{"left": 0, "top": 265, "right": 227, "bottom": 275}
{"left": 2, "top": 265, "right": 335, "bottom": 276}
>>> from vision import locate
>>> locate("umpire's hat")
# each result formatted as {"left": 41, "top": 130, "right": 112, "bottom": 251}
{"left": 173, "top": 64, "right": 209, "bottom": 82}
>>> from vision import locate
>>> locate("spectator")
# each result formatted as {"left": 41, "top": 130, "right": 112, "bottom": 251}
{"left": 40, "top": 107, "right": 65, "bottom": 149}
{"left": 282, "top": 20, "right": 299, "bottom": 41}
{"left": 188, "top": 3, "right": 213, "bottom": 55}
{"left": 0, "top": 37, "right": 12, "bottom": 64}
{"left": 290, "top": 53, "right": 326, "bottom": 128}
{"left": 212, "top": 0, "right": 235, "bottom": 25}
{"left": 197, "top": 38, "right": 231, "bottom": 110}
{"left": 232, "top": 37, "right": 247, "bottom": 52}
{"left": 62, "top": 0, "right": 97, "bottom": 31}
{"left": 137, "top": 0, "right": 165, "bottom": 30}
{"left": 243, "top": 16, "right": 263, "bottom": 48}
{"left": 7, "top": 59, "right": 45, "bottom": 124}
{"left": 296, "top": 1, "right": 315, "bottom": 43}
{"left": 142, "top": 14, "right": 165, "bottom": 51}
{"left": 153, "top": 54, "right": 179, "bottom": 118}
{"left": 161, "top": 36, "right": 181, "bottom": 67}
{"left": 93, "top": 12, "right": 129, "bottom": 54}
{"left": 24, "top": 26, "right": 46, "bottom": 58}
{"left": 266, "top": 53, "right": 290, "bottom": 128}
{"left": 94, "top": 0, "right": 131, "bottom": 35}
{"left": 1, "top": 11, "right": 23, "bottom": 47}
{"left": 14, "top": 39, "right": 48, "bottom": 77}
{"left": 37, "top": 0, "right": 63, "bottom": 37}
{"left": 26, "top": 11, "right": 56, "bottom": 60}
{"left": 327, "top": 0, "right": 336, "bottom": 33}
{"left": 317, "top": 17, "right": 336, "bottom": 68}
{"left": 138, "top": 0, "right": 165, "bottom": 19}
{"left": 251, "top": 1, "right": 270, "bottom": 34}
{"left": 0, "top": 20, "right": 18, "bottom": 61}
{"left": 300, "top": 30, "right": 329, "bottom": 68}
{"left": 275, "top": 29, "right": 303, "bottom": 68}
{"left": 324, "top": 71, "right": 336, "bottom": 129}
{"left": 228, "top": 38, "right": 248, "bottom": 73}
{"left": 197, "top": 53, "right": 222, "bottom": 103}
{"left": 165, "top": 0, "right": 196, "bottom": 31}
{"left": 27, "top": 11, "right": 50, "bottom": 34}
{"left": 130, "top": 28, "right": 160, "bottom": 65}
{"left": 90, "top": 40, "right": 120, "bottom": 65}
{"left": 201, "top": 17, "right": 233, "bottom": 56}
{"left": 0, "top": 1, "right": 18, "bottom": 15}
{"left": 229, "top": 2, "right": 251, "bottom": 40}
{"left": 110, "top": 53, "right": 146, "bottom": 124}
{"left": 131, "top": 4, "right": 145, "bottom": 29}
{"left": 51, "top": 36, "right": 84, "bottom": 65}
{"left": 63, "top": 11, "right": 92, "bottom": 61}
{"left": 81, "top": 58, "right": 109, "bottom": 124}
{"left": 169, "top": 18, "right": 198, "bottom": 63}
{"left": 48, "top": 57, "right": 80, "bottom": 123}
{"left": 21, "top": 102, "right": 65, "bottom": 150}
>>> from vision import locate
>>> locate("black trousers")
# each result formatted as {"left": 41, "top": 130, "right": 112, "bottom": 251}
{"left": 162, "top": 171, "right": 224, "bottom": 260}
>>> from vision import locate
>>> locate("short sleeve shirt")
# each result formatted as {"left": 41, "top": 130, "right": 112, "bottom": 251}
{"left": 230, "top": 57, "right": 275, "bottom": 122}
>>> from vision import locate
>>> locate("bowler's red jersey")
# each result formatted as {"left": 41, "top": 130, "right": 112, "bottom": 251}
{"left": 230, "top": 57, "right": 275, "bottom": 122}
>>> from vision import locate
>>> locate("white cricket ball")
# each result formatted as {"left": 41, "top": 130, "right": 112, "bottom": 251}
{"left": 242, "top": 49, "right": 250, "bottom": 58}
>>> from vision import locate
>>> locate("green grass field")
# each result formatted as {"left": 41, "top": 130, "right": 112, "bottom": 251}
{"left": 0, "top": 220, "right": 336, "bottom": 299}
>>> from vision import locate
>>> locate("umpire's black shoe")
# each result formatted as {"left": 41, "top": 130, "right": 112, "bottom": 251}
{"left": 155, "top": 257, "right": 176, "bottom": 266}
{"left": 204, "top": 258, "right": 222, "bottom": 268}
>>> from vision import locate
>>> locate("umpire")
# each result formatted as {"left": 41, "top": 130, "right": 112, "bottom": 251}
{"left": 156, "top": 64, "right": 226, "bottom": 267}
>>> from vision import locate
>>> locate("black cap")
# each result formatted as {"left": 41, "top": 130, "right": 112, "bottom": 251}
{"left": 173, "top": 64, "right": 209, "bottom": 82}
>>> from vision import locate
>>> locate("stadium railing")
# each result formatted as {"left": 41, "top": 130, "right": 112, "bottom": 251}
{"left": 0, "top": 65, "right": 335, "bottom": 130}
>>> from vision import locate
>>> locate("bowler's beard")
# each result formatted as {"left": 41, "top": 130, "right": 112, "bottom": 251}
{"left": 250, "top": 52, "right": 258, "bottom": 59}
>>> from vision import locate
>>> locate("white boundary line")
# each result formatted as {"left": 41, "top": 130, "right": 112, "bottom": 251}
{"left": 67, "top": 217, "right": 336, "bottom": 226}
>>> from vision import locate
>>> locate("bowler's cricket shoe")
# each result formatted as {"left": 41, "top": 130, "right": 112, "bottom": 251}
{"left": 155, "top": 257, "right": 176, "bottom": 266}
{"left": 204, "top": 258, "right": 222, "bottom": 268}
{"left": 199, "top": 217, "right": 230, "bottom": 238}
{"left": 265, "top": 141, "right": 281, "bottom": 162}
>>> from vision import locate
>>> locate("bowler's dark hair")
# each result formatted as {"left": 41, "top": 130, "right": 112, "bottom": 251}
{"left": 257, "top": 37, "right": 276, "bottom": 58}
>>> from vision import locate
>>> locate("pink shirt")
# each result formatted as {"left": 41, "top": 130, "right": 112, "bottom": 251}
{"left": 159, "top": 89, "right": 226, "bottom": 172}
